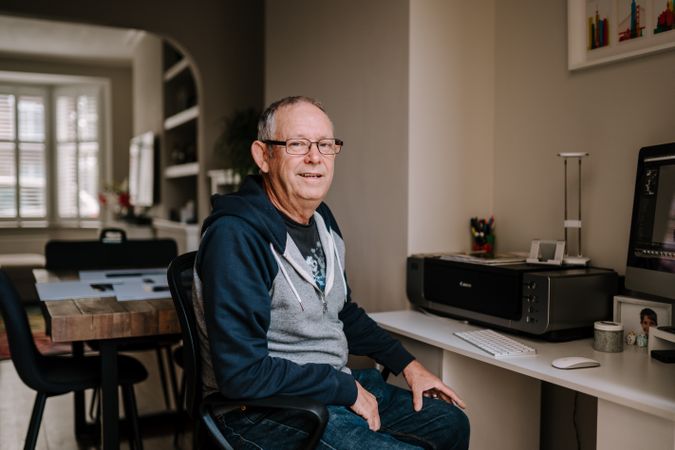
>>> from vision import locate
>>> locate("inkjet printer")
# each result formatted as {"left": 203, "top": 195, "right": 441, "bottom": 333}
{"left": 407, "top": 254, "right": 618, "bottom": 341}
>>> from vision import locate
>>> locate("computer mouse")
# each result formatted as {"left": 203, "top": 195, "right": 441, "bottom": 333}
{"left": 552, "top": 356, "right": 600, "bottom": 370}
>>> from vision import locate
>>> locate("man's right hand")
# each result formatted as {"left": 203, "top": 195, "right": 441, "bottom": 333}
{"left": 350, "top": 380, "right": 380, "bottom": 431}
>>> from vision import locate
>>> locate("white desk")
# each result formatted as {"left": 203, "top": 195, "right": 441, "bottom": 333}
{"left": 370, "top": 310, "right": 675, "bottom": 450}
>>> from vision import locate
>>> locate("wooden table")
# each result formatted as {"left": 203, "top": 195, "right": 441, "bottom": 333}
{"left": 34, "top": 269, "right": 181, "bottom": 450}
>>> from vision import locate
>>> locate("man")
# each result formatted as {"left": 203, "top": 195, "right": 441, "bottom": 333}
{"left": 194, "top": 96, "right": 470, "bottom": 449}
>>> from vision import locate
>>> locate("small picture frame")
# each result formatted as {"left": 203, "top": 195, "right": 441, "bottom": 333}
{"left": 526, "top": 239, "right": 565, "bottom": 265}
{"left": 613, "top": 295, "right": 673, "bottom": 339}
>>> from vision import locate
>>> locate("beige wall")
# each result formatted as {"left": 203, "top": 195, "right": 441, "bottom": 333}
{"left": 408, "top": 0, "right": 495, "bottom": 254}
{"left": 265, "top": 0, "right": 410, "bottom": 312}
{"left": 265, "top": 0, "right": 497, "bottom": 311}
{"left": 493, "top": 0, "right": 675, "bottom": 273}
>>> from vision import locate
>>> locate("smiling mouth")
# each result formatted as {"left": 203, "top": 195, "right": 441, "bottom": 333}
{"left": 299, "top": 173, "right": 323, "bottom": 178}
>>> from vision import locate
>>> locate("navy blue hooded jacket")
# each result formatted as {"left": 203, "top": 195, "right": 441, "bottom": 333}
{"left": 194, "top": 175, "right": 414, "bottom": 405}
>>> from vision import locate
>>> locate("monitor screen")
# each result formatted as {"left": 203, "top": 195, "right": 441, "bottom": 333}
{"left": 128, "top": 131, "right": 156, "bottom": 207}
{"left": 625, "top": 142, "right": 675, "bottom": 300}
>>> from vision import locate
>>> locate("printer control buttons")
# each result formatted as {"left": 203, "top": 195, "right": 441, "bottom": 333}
{"left": 526, "top": 281, "right": 536, "bottom": 289}
{"left": 525, "top": 294, "right": 537, "bottom": 303}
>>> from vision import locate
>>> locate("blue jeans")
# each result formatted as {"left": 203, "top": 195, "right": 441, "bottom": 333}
{"left": 216, "top": 368, "right": 470, "bottom": 449}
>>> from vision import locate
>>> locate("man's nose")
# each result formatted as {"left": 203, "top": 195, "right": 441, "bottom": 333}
{"left": 304, "top": 142, "right": 322, "bottom": 162}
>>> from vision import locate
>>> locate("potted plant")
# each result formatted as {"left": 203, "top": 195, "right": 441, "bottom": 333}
{"left": 213, "top": 108, "right": 260, "bottom": 186}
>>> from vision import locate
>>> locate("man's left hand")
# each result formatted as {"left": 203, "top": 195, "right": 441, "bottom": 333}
{"left": 402, "top": 360, "right": 467, "bottom": 412}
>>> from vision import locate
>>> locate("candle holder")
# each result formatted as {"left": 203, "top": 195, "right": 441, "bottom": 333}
{"left": 558, "top": 152, "right": 591, "bottom": 266}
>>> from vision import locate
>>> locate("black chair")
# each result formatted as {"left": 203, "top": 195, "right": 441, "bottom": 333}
{"left": 44, "top": 228, "right": 178, "bottom": 271}
{"left": 45, "top": 228, "right": 182, "bottom": 414}
{"left": 0, "top": 270, "right": 147, "bottom": 450}
{"left": 167, "top": 251, "right": 328, "bottom": 450}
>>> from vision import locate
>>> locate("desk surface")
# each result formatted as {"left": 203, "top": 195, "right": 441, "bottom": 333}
{"left": 34, "top": 269, "right": 180, "bottom": 342}
{"left": 371, "top": 310, "right": 675, "bottom": 422}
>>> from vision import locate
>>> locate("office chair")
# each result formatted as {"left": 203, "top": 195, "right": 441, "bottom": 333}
{"left": 167, "top": 251, "right": 328, "bottom": 450}
{"left": 44, "top": 228, "right": 182, "bottom": 414}
{"left": 0, "top": 270, "right": 147, "bottom": 450}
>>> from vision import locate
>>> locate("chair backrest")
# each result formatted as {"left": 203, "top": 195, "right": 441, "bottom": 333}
{"left": 0, "top": 270, "right": 52, "bottom": 393}
{"left": 45, "top": 228, "right": 177, "bottom": 270}
{"left": 166, "top": 251, "right": 201, "bottom": 417}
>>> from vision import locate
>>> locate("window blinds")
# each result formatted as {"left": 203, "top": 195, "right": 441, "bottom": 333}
{"left": 55, "top": 89, "right": 100, "bottom": 220}
{"left": 0, "top": 83, "right": 101, "bottom": 224}
{"left": 0, "top": 90, "right": 46, "bottom": 219}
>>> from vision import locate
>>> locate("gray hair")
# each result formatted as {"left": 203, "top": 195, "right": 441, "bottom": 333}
{"left": 257, "top": 96, "right": 327, "bottom": 140}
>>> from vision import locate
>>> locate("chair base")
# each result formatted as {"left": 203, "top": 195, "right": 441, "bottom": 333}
{"left": 23, "top": 388, "right": 147, "bottom": 450}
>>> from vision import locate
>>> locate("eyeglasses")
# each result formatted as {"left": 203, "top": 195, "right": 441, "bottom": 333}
{"left": 263, "top": 138, "right": 344, "bottom": 155}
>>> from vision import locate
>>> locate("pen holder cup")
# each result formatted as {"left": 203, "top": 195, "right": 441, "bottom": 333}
{"left": 470, "top": 217, "right": 495, "bottom": 257}
{"left": 471, "top": 237, "right": 494, "bottom": 257}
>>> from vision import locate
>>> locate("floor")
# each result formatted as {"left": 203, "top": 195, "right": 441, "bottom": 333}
{"left": 0, "top": 349, "right": 193, "bottom": 450}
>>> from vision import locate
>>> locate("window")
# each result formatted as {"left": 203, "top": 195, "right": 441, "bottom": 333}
{"left": 0, "top": 83, "right": 103, "bottom": 226}
{"left": 54, "top": 86, "right": 101, "bottom": 221}
{"left": 0, "top": 86, "right": 47, "bottom": 223}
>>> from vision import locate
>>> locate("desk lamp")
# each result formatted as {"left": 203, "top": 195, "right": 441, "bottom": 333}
{"left": 558, "top": 152, "right": 590, "bottom": 266}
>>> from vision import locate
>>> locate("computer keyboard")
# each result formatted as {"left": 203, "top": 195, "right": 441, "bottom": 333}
{"left": 454, "top": 329, "right": 537, "bottom": 358}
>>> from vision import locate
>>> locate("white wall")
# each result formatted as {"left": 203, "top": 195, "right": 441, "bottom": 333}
{"left": 265, "top": 0, "right": 410, "bottom": 311}
{"left": 408, "top": 0, "right": 496, "bottom": 254}
{"left": 493, "top": 0, "right": 675, "bottom": 273}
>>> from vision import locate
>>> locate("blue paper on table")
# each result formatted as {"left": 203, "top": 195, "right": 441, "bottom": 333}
{"left": 37, "top": 274, "right": 170, "bottom": 302}
{"left": 78, "top": 267, "right": 166, "bottom": 280}
{"left": 37, "top": 280, "right": 118, "bottom": 301}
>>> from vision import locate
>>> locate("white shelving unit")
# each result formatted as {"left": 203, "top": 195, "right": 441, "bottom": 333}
{"left": 207, "top": 169, "right": 241, "bottom": 194}
{"left": 163, "top": 58, "right": 190, "bottom": 81}
{"left": 159, "top": 41, "right": 199, "bottom": 228}
{"left": 164, "top": 105, "right": 198, "bottom": 130}
{"left": 165, "top": 161, "right": 199, "bottom": 178}
{"left": 153, "top": 218, "right": 200, "bottom": 254}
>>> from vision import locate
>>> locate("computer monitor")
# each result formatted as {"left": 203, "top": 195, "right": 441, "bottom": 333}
{"left": 128, "top": 131, "right": 157, "bottom": 207}
{"left": 625, "top": 142, "right": 675, "bottom": 300}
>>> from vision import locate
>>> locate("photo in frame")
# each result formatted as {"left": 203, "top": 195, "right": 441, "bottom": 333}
{"left": 613, "top": 295, "right": 673, "bottom": 344}
{"left": 568, "top": 0, "right": 675, "bottom": 70}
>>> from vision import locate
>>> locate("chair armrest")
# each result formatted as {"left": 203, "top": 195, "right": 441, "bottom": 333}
{"left": 200, "top": 393, "right": 328, "bottom": 450}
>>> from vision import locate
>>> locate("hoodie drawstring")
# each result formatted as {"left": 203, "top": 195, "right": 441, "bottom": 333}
{"left": 270, "top": 230, "right": 347, "bottom": 312}
{"left": 327, "top": 231, "right": 348, "bottom": 300}
{"left": 270, "top": 243, "right": 304, "bottom": 311}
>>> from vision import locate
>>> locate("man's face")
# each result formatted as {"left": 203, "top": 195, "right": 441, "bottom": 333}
{"left": 259, "top": 102, "right": 336, "bottom": 218}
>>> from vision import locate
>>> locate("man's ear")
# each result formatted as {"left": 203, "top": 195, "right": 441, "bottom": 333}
{"left": 251, "top": 140, "right": 270, "bottom": 174}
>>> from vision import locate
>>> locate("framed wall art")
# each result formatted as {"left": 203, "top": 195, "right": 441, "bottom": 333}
{"left": 568, "top": 0, "right": 675, "bottom": 70}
